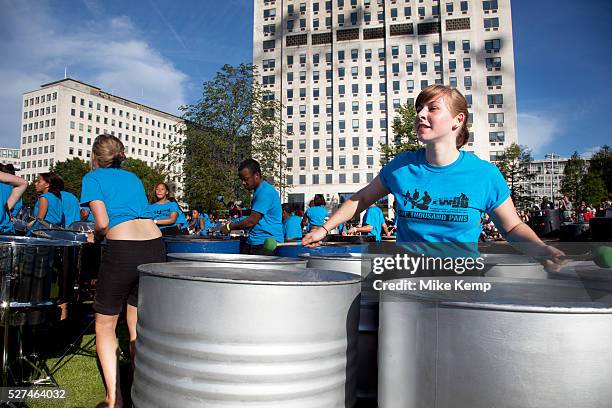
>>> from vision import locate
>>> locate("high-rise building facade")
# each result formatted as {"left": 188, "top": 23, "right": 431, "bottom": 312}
{"left": 19, "top": 78, "right": 184, "bottom": 195}
{"left": 253, "top": 0, "right": 517, "bottom": 208}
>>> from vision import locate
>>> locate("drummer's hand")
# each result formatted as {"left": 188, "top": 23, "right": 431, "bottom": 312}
{"left": 540, "top": 245, "right": 565, "bottom": 273}
{"left": 302, "top": 228, "right": 327, "bottom": 247}
{"left": 86, "top": 232, "right": 95, "bottom": 243}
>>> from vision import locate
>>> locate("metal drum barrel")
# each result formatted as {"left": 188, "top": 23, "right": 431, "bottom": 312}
{"left": 379, "top": 277, "right": 612, "bottom": 408}
{"left": 167, "top": 253, "right": 307, "bottom": 268}
{"left": 481, "top": 253, "right": 546, "bottom": 279}
{"left": 275, "top": 243, "right": 366, "bottom": 258}
{"left": 164, "top": 237, "right": 240, "bottom": 254}
{"left": 0, "top": 236, "right": 80, "bottom": 313}
{"left": 133, "top": 262, "right": 361, "bottom": 408}
{"left": 300, "top": 253, "right": 379, "bottom": 405}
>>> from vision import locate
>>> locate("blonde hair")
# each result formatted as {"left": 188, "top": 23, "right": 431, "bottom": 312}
{"left": 415, "top": 85, "right": 470, "bottom": 148}
{"left": 92, "top": 134, "right": 126, "bottom": 168}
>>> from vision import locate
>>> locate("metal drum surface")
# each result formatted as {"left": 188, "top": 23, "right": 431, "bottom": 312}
{"left": 167, "top": 253, "right": 307, "bottom": 268}
{"left": 275, "top": 243, "right": 366, "bottom": 258}
{"left": 549, "top": 261, "right": 612, "bottom": 289}
{"left": 133, "top": 263, "right": 361, "bottom": 408}
{"left": 0, "top": 236, "right": 80, "bottom": 310}
{"left": 379, "top": 277, "right": 612, "bottom": 408}
{"left": 33, "top": 229, "right": 88, "bottom": 243}
{"left": 481, "top": 253, "right": 546, "bottom": 279}
{"left": 301, "top": 253, "right": 380, "bottom": 404}
{"left": 164, "top": 238, "right": 240, "bottom": 254}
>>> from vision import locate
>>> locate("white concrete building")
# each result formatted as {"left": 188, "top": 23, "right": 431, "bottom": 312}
{"left": 523, "top": 155, "right": 590, "bottom": 205}
{"left": 0, "top": 148, "right": 20, "bottom": 170}
{"left": 253, "top": 0, "right": 517, "bottom": 209}
{"left": 19, "top": 78, "right": 184, "bottom": 195}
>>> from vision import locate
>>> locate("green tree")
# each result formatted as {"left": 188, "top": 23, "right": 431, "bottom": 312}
{"left": 122, "top": 158, "right": 167, "bottom": 201}
{"left": 379, "top": 102, "right": 420, "bottom": 165}
{"left": 495, "top": 143, "right": 535, "bottom": 208}
{"left": 560, "top": 151, "right": 587, "bottom": 204}
{"left": 587, "top": 145, "right": 611, "bottom": 193}
{"left": 581, "top": 172, "right": 608, "bottom": 205}
{"left": 51, "top": 158, "right": 91, "bottom": 197}
{"left": 176, "top": 63, "right": 287, "bottom": 209}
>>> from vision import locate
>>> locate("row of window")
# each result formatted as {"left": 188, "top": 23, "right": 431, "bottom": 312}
{"left": 287, "top": 154, "right": 377, "bottom": 167}
{"left": 67, "top": 121, "right": 182, "bottom": 144}
{"left": 70, "top": 96, "right": 177, "bottom": 130}
{"left": 265, "top": 0, "right": 479, "bottom": 19}
{"left": 24, "top": 92, "right": 58, "bottom": 107}
{"left": 22, "top": 132, "right": 55, "bottom": 145}
{"left": 286, "top": 172, "right": 375, "bottom": 186}
{"left": 23, "top": 105, "right": 57, "bottom": 119}
{"left": 22, "top": 119, "right": 55, "bottom": 132}
{"left": 21, "top": 145, "right": 55, "bottom": 157}
{"left": 22, "top": 159, "right": 55, "bottom": 171}
{"left": 282, "top": 9, "right": 497, "bottom": 31}
{"left": 68, "top": 110, "right": 176, "bottom": 139}
{"left": 287, "top": 136, "right": 377, "bottom": 149}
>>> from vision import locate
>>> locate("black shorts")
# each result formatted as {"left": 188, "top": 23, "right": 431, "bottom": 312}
{"left": 94, "top": 237, "right": 166, "bottom": 315}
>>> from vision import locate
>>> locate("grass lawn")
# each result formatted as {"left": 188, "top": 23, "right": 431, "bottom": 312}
{"left": 18, "top": 309, "right": 134, "bottom": 408}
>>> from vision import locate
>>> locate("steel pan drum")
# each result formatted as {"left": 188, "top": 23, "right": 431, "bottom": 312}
{"left": 167, "top": 253, "right": 307, "bottom": 267}
{"left": 275, "top": 243, "right": 366, "bottom": 258}
{"left": 481, "top": 253, "right": 546, "bottom": 279}
{"left": 0, "top": 236, "right": 80, "bottom": 311}
{"left": 133, "top": 262, "right": 360, "bottom": 407}
{"left": 379, "top": 277, "right": 612, "bottom": 408}
{"left": 164, "top": 237, "right": 240, "bottom": 254}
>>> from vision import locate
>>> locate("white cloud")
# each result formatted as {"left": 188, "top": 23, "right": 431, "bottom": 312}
{"left": 517, "top": 112, "right": 560, "bottom": 155}
{"left": 0, "top": 1, "right": 188, "bottom": 147}
{"left": 580, "top": 146, "right": 602, "bottom": 159}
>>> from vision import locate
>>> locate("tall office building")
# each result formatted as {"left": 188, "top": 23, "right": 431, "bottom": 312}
{"left": 253, "top": 0, "right": 517, "bottom": 208}
{"left": 19, "top": 78, "right": 184, "bottom": 195}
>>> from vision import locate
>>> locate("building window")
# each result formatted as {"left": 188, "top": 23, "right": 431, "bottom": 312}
{"left": 489, "top": 131, "right": 505, "bottom": 143}
{"left": 460, "top": 1, "right": 468, "bottom": 11}
{"left": 482, "top": 0, "right": 498, "bottom": 11}
{"left": 484, "top": 17, "right": 499, "bottom": 28}
{"left": 485, "top": 57, "right": 502, "bottom": 68}
{"left": 487, "top": 94, "right": 504, "bottom": 105}
{"left": 464, "top": 76, "right": 472, "bottom": 87}
{"left": 352, "top": 173, "right": 360, "bottom": 183}
{"left": 488, "top": 113, "right": 504, "bottom": 124}
{"left": 486, "top": 75, "right": 503, "bottom": 86}
{"left": 485, "top": 39, "right": 501, "bottom": 51}
{"left": 463, "top": 58, "right": 471, "bottom": 69}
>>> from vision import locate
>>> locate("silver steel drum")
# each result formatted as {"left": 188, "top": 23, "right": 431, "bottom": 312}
{"left": 32, "top": 229, "right": 103, "bottom": 303}
{"left": 549, "top": 261, "right": 612, "bottom": 289}
{"left": 379, "top": 277, "right": 612, "bottom": 408}
{"left": 481, "top": 253, "right": 546, "bottom": 278}
{"left": 300, "top": 252, "right": 379, "bottom": 404}
{"left": 167, "top": 253, "right": 307, "bottom": 268}
{"left": 0, "top": 236, "right": 80, "bottom": 312}
{"left": 133, "top": 262, "right": 361, "bottom": 408}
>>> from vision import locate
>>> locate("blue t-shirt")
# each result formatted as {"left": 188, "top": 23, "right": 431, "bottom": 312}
{"left": 248, "top": 181, "right": 284, "bottom": 245}
{"left": 61, "top": 191, "right": 81, "bottom": 227}
{"left": 338, "top": 223, "right": 348, "bottom": 234}
{"left": 362, "top": 206, "right": 385, "bottom": 242}
{"left": 305, "top": 206, "right": 328, "bottom": 230}
{"left": 80, "top": 168, "right": 152, "bottom": 230}
{"left": 11, "top": 197, "right": 22, "bottom": 218}
{"left": 283, "top": 215, "right": 303, "bottom": 240}
{"left": 0, "top": 183, "right": 14, "bottom": 233}
{"left": 150, "top": 201, "right": 182, "bottom": 229}
{"left": 176, "top": 209, "right": 188, "bottom": 230}
{"left": 379, "top": 148, "right": 510, "bottom": 244}
{"left": 34, "top": 192, "right": 64, "bottom": 226}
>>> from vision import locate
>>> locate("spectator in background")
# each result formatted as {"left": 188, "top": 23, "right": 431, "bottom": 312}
{"left": 302, "top": 194, "right": 328, "bottom": 232}
{"left": 541, "top": 196, "right": 555, "bottom": 210}
{"left": 282, "top": 203, "right": 303, "bottom": 240}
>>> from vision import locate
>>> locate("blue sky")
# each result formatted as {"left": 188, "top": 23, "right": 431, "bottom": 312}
{"left": 1, "top": 0, "right": 610, "bottom": 159}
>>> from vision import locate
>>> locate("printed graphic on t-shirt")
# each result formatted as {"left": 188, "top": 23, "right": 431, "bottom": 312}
{"left": 398, "top": 188, "right": 470, "bottom": 223}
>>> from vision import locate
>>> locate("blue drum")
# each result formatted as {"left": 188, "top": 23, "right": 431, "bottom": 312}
{"left": 275, "top": 243, "right": 366, "bottom": 258}
{"left": 164, "top": 238, "right": 240, "bottom": 254}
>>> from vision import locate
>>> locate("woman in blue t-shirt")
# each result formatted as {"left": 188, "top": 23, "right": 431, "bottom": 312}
{"left": 149, "top": 182, "right": 187, "bottom": 236}
{"left": 80, "top": 134, "right": 165, "bottom": 408}
{"left": 303, "top": 85, "right": 563, "bottom": 271}
{"left": 27, "top": 172, "right": 64, "bottom": 232}
{"left": 302, "top": 194, "right": 329, "bottom": 232}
